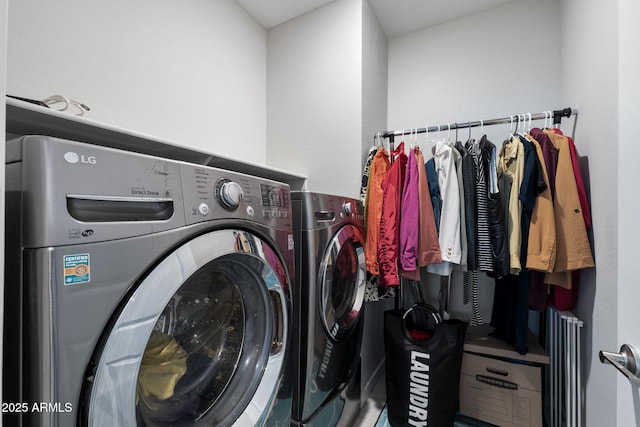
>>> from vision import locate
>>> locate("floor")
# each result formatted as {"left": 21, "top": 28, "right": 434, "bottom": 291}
{"left": 352, "top": 372, "right": 387, "bottom": 426}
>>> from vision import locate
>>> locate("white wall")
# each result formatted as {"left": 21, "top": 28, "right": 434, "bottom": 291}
{"left": 387, "top": 0, "right": 562, "bottom": 322}
{"left": 359, "top": 0, "right": 390, "bottom": 400}
{"left": 560, "top": 0, "right": 619, "bottom": 425}
{"left": 388, "top": 0, "right": 561, "bottom": 137}
{"left": 361, "top": 0, "right": 388, "bottom": 166}
{"left": 617, "top": 0, "right": 640, "bottom": 424}
{"left": 267, "top": 0, "right": 362, "bottom": 198}
{"left": 6, "top": 0, "right": 268, "bottom": 164}
{"left": 1, "top": 1, "right": 7, "bottom": 424}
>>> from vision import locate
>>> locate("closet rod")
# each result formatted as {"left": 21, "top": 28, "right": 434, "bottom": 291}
{"left": 380, "top": 107, "right": 576, "bottom": 139}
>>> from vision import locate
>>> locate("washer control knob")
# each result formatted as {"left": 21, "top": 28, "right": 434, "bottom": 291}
{"left": 342, "top": 201, "right": 353, "bottom": 216}
{"left": 197, "top": 202, "right": 210, "bottom": 216}
{"left": 216, "top": 179, "right": 243, "bottom": 210}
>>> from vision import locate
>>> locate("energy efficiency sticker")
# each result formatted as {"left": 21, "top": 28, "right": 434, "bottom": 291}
{"left": 64, "top": 254, "right": 90, "bottom": 285}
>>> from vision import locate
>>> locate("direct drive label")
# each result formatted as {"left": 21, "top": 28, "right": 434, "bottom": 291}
{"left": 63, "top": 254, "right": 90, "bottom": 285}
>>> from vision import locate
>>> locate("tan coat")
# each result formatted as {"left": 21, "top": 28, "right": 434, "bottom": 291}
{"left": 526, "top": 130, "right": 594, "bottom": 289}
{"left": 545, "top": 129, "right": 595, "bottom": 273}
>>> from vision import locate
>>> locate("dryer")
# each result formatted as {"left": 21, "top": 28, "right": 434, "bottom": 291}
{"left": 291, "top": 191, "right": 366, "bottom": 427}
{"left": 3, "top": 135, "right": 294, "bottom": 426}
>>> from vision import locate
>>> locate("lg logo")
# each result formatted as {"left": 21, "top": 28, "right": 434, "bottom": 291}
{"left": 64, "top": 152, "right": 97, "bottom": 165}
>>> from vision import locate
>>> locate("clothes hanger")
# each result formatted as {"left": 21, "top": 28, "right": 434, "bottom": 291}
{"left": 432, "top": 125, "right": 442, "bottom": 156}
{"left": 410, "top": 128, "right": 417, "bottom": 150}
{"left": 424, "top": 124, "right": 429, "bottom": 148}
{"left": 509, "top": 115, "right": 515, "bottom": 139}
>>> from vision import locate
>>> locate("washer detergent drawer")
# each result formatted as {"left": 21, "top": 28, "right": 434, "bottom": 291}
{"left": 12, "top": 135, "right": 186, "bottom": 247}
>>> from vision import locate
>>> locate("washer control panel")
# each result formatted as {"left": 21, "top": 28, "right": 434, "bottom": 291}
{"left": 181, "top": 163, "right": 291, "bottom": 228}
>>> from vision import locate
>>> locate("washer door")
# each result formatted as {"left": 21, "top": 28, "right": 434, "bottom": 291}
{"left": 318, "top": 224, "right": 366, "bottom": 342}
{"left": 83, "top": 229, "right": 288, "bottom": 426}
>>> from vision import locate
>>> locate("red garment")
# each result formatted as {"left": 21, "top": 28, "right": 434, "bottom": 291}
{"left": 554, "top": 271, "right": 581, "bottom": 310}
{"left": 409, "top": 330, "right": 433, "bottom": 341}
{"left": 378, "top": 142, "right": 407, "bottom": 287}
{"left": 548, "top": 128, "right": 591, "bottom": 229}
{"left": 567, "top": 136, "right": 592, "bottom": 230}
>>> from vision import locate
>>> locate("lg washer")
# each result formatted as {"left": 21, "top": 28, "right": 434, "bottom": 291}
{"left": 3, "top": 135, "right": 294, "bottom": 426}
{"left": 290, "top": 191, "right": 366, "bottom": 427}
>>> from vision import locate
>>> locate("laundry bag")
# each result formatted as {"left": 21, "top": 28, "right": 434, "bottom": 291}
{"left": 384, "top": 304, "right": 468, "bottom": 427}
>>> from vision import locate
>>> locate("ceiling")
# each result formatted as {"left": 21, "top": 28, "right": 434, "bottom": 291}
{"left": 235, "top": 0, "right": 514, "bottom": 38}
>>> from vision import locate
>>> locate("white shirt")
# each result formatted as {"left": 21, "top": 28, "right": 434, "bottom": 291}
{"left": 427, "top": 140, "right": 462, "bottom": 276}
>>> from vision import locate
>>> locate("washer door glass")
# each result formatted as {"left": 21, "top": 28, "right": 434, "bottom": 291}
{"left": 319, "top": 224, "right": 366, "bottom": 342}
{"left": 84, "top": 230, "right": 288, "bottom": 427}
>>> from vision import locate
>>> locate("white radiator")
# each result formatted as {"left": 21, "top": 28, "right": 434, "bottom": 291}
{"left": 545, "top": 307, "right": 583, "bottom": 427}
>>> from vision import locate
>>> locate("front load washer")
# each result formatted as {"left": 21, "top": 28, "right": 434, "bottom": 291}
{"left": 291, "top": 191, "right": 366, "bottom": 427}
{"left": 3, "top": 135, "right": 295, "bottom": 427}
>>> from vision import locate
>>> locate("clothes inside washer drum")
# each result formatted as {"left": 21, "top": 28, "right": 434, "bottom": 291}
{"left": 137, "top": 331, "right": 188, "bottom": 402}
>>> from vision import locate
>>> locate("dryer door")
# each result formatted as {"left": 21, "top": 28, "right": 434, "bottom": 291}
{"left": 82, "top": 229, "right": 288, "bottom": 427}
{"left": 318, "top": 224, "right": 366, "bottom": 342}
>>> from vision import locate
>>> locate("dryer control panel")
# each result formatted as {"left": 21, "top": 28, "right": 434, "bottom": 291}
{"left": 181, "top": 163, "right": 292, "bottom": 229}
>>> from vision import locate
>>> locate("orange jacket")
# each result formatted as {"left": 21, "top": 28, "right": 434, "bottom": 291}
{"left": 364, "top": 147, "right": 390, "bottom": 275}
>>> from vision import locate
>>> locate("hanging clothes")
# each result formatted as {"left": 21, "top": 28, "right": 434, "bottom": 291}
{"left": 525, "top": 127, "right": 594, "bottom": 311}
{"left": 456, "top": 141, "right": 478, "bottom": 272}
{"left": 425, "top": 158, "right": 442, "bottom": 232}
{"left": 414, "top": 147, "right": 442, "bottom": 268}
{"left": 491, "top": 133, "right": 544, "bottom": 356}
{"left": 543, "top": 129, "right": 594, "bottom": 285}
{"left": 550, "top": 130, "right": 593, "bottom": 310}
{"left": 530, "top": 128, "right": 558, "bottom": 197}
{"left": 452, "top": 145, "right": 468, "bottom": 272}
{"left": 480, "top": 136, "right": 509, "bottom": 279}
{"left": 364, "top": 147, "right": 390, "bottom": 276}
{"left": 427, "top": 140, "right": 461, "bottom": 276}
{"left": 378, "top": 142, "right": 408, "bottom": 287}
{"left": 457, "top": 139, "right": 483, "bottom": 326}
{"left": 360, "top": 146, "right": 378, "bottom": 204}
{"left": 519, "top": 135, "right": 547, "bottom": 265}
{"left": 498, "top": 136, "right": 525, "bottom": 275}
{"left": 525, "top": 133, "right": 556, "bottom": 273}
{"left": 469, "top": 139, "right": 493, "bottom": 273}
{"left": 399, "top": 148, "right": 420, "bottom": 278}
{"left": 526, "top": 132, "right": 556, "bottom": 312}
{"left": 567, "top": 135, "right": 592, "bottom": 230}
{"left": 401, "top": 147, "right": 442, "bottom": 281}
